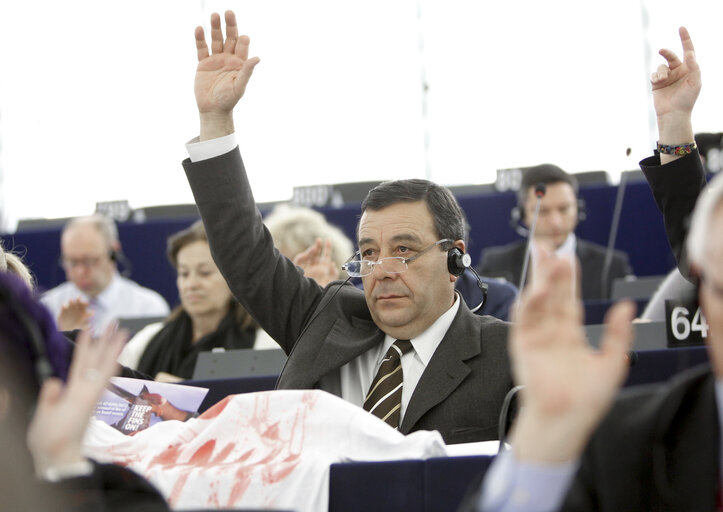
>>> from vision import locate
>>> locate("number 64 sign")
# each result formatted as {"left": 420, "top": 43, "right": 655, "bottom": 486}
{"left": 665, "top": 299, "right": 708, "bottom": 347}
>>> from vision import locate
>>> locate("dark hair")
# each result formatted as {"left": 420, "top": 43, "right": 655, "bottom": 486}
{"left": 360, "top": 179, "right": 466, "bottom": 245}
{"left": 0, "top": 273, "right": 70, "bottom": 403}
{"left": 517, "top": 164, "right": 579, "bottom": 207}
{"left": 165, "top": 220, "right": 256, "bottom": 330}
{"left": 166, "top": 220, "right": 208, "bottom": 268}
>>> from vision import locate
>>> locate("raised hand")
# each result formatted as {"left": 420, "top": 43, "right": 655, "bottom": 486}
{"left": 509, "top": 250, "right": 635, "bottom": 463}
{"left": 194, "top": 10, "right": 260, "bottom": 140}
{"left": 293, "top": 238, "right": 340, "bottom": 287}
{"left": 651, "top": 27, "right": 700, "bottom": 120}
{"left": 26, "top": 326, "right": 127, "bottom": 476}
{"left": 57, "top": 298, "right": 93, "bottom": 332}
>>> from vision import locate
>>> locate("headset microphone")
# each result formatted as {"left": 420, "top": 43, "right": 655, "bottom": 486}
{"left": 601, "top": 171, "right": 628, "bottom": 299}
{"left": 518, "top": 182, "right": 546, "bottom": 291}
{"left": 447, "top": 246, "right": 488, "bottom": 313}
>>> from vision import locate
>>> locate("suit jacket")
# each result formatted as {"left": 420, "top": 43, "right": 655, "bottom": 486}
{"left": 183, "top": 148, "right": 513, "bottom": 444}
{"left": 640, "top": 149, "right": 708, "bottom": 277}
{"left": 477, "top": 238, "right": 632, "bottom": 300}
{"left": 560, "top": 364, "right": 719, "bottom": 511}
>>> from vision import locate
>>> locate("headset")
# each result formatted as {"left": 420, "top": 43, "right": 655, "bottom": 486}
{"left": 447, "top": 246, "right": 488, "bottom": 313}
{"left": 110, "top": 249, "right": 133, "bottom": 278}
{"left": 447, "top": 247, "right": 471, "bottom": 276}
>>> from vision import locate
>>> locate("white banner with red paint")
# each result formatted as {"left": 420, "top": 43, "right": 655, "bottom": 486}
{"left": 83, "top": 389, "right": 447, "bottom": 511}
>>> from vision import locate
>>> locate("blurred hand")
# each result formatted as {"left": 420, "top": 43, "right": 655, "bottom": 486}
{"left": 293, "top": 238, "right": 340, "bottom": 287}
{"left": 57, "top": 298, "right": 93, "bottom": 332}
{"left": 27, "top": 326, "right": 127, "bottom": 476}
{"left": 509, "top": 249, "right": 635, "bottom": 463}
{"left": 154, "top": 371, "right": 183, "bottom": 384}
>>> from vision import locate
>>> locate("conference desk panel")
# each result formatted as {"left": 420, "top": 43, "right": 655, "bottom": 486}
{"left": 4, "top": 177, "right": 676, "bottom": 309}
{"left": 329, "top": 455, "right": 492, "bottom": 512}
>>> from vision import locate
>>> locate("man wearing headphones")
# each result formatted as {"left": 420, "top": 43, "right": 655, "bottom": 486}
{"left": 40, "top": 215, "right": 169, "bottom": 333}
{"left": 181, "top": 11, "right": 513, "bottom": 444}
{"left": 478, "top": 164, "right": 633, "bottom": 300}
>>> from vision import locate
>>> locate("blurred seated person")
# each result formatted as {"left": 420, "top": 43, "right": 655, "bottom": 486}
{"left": 455, "top": 273, "right": 518, "bottom": 321}
{"left": 457, "top": 211, "right": 518, "bottom": 321}
{"left": 119, "top": 220, "right": 262, "bottom": 382}
{"left": 0, "top": 271, "right": 169, "bottom": 511}
{"left": 40, "top": 214, "right": 170, "bottom": 333}
{"left": 263, "top": 203, "right": 354, "bottom": 287}
{"left": 477, "top": 164, "right": 633, "bottom": 300}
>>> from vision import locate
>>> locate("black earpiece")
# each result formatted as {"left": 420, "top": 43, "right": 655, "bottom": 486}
{"left": 447, "top": 247, "right": 471, "bottom": 277}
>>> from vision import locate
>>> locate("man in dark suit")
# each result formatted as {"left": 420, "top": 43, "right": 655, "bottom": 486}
{"left": 181, "top": 11, "right": 512, "bottom": 445}
{"left": 478, "top": 164, "right": 633, "bottom": 300}
{"left": 467, "top": 27, "right": 723, "bottom": 512}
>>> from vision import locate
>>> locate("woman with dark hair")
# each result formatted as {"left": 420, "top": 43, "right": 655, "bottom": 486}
{"left": 119, "top": 220, "right": 262, "bottom": 382}
{"left": 0, "top": 271, "right": 169, "bottom": 511}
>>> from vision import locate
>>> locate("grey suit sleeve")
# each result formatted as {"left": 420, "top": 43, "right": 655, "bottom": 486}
{"left": 182, "top": 148, "right": 324, "bottom": 354}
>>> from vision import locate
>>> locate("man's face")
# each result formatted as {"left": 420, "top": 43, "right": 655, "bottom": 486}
{"left": 523, "top": 182, "right": 579, "bottom": 250}
{"left": 358, "top": 200, "right": 458, "bottom": 340}
{"left": 701, "top": 203, "right": 723, "bottom": 374}
{"left": 60, "top": 225, "right": 116, "bottom": 297}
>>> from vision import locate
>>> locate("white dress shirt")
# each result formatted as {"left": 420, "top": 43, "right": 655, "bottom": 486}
{"left": 339, "top": 294, "right": 460, "bottom": 422}
{"left": 40, "top": 273, "right": 170, "bottom": 333}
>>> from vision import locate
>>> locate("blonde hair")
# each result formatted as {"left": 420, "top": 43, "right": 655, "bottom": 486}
{"left": 263, "top": 204, "right": 354, "bottom": 270}
{"left": 0, "top": 243, "right": 34, "bottom": 289}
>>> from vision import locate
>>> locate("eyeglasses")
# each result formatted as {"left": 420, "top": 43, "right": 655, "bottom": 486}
{"left": 60, "top": 256, "right": 104, "bottom": 270}
{"left": 342, "top": 238, "right": 452, "bottom": 278}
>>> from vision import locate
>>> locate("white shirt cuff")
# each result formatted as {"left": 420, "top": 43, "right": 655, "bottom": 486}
{"left": 479, "top": 448, "right": 578, "bottom": 512}
{"left": 40, "top": 459, "right": 94, "bottom": 482}
{"left": 185, "top": 133, "right": 237, "bottom": 162}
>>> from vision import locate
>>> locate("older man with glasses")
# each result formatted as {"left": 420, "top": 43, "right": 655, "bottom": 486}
{"left": 180, "top": 10, "right": 513, "bottom": 444}
{"left": 40, "top": 214, "right": 169, "bottom": 333}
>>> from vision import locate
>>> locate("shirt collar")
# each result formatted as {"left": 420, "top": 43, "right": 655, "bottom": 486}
{"left": 93, "top": 272, "right": 121, "bottom": 309}
{"left": 531, "top": 233, "right": 577, "bottom": 262}
{"left": 379, "top": 293, "right": 461, "bottom": 367}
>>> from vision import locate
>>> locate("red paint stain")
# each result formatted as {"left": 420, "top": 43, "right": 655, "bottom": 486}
{"left": 168, "top": 470, "right": 191, "bottom": 507}
{"left": 233, "top": 448, "right": 255, "bottom": 464}
{"left": 188, "top": 439, "right": 217, "bottom": 466}
{"left": 227, "top": 467, "right": 253, "bottom": 506}
{"left": 262, "top": 422, "right": 280, "bottom": 440}
{"left": 263, "top": 460, "right": 300, "bottom": 484}
{"left": 210, "top": 442, "right": 236, "bottom": 465}
{"left": 199, "top": 396, "right": 232, "bottom": 420}
{"left": 149, "top": 443, "right": 183, "bottom": 467}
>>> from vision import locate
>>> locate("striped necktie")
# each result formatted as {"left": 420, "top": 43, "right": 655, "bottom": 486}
{"left": 363, "top": 339, "right": 413, "bottom": 429}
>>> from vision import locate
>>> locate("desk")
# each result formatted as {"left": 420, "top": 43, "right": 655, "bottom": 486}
{"left": 329, "top": 455, "right": 493, "bottom": 512}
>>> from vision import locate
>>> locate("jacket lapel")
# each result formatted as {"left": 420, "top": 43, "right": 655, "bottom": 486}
{"left": 280, "top": 314, "right": 384, "bottom": 389}
{"left": 399, "top": 302, "right": 480, "bottom": 433}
